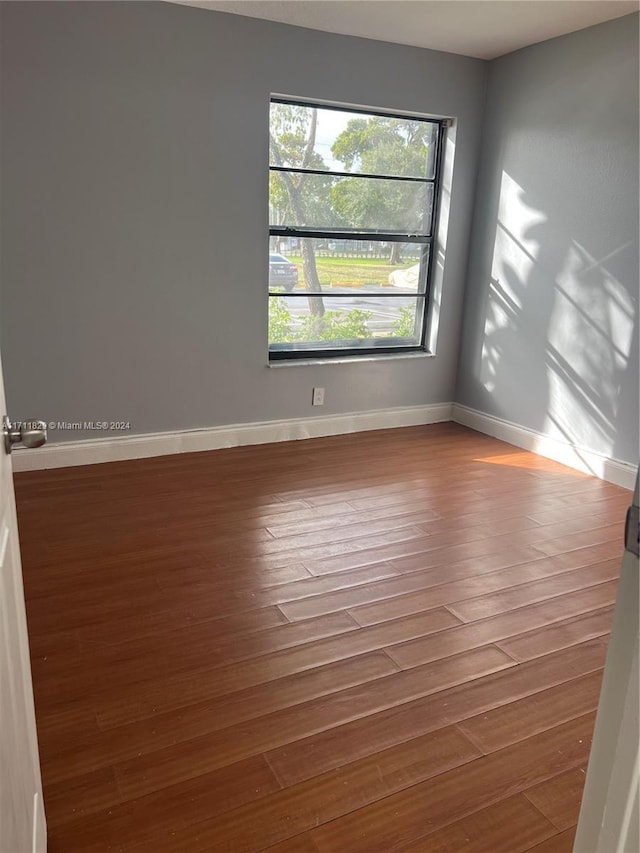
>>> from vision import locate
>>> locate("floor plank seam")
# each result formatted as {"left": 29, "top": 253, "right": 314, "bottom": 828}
{"left": 453, "top": 721, "right": 492, "bottom": 755}
{"left": 440, "top": 602, "right": 465, "bottom": 623}
{"left": 379, "top": 647, "right": 403, "bottom": 672}
{"left": 275, "top": 604, "right": 293, "bottom": 624}
{"left": 521, "top": 790, "right": 574, "bottom": 833}
{"left": 261, "top": 750, "right": 288, "bottom": 790}
{"left": 493, "top": 642, "right": 522, "bottom": 663}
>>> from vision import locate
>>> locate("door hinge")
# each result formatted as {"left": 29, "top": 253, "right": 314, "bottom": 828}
{"left": 624, "top": 504, "right": 639, "bottom": 557}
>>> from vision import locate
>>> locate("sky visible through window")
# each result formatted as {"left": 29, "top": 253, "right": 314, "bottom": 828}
{"left": 314, "top": 110, "right": 351, "bottom": 170}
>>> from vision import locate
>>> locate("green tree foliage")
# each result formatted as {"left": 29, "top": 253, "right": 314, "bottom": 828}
{"left": 300, "top": 309, "right": 372, "bottom": 341}
{"left": 268, "top": 296, "right": 297, "bottom": 343}
{"left": 331, "top": 117, "right": 433, "bottom": 263}
{"left": 331, "top": 116, "right": 431, "bottom": 177}
{"left": 392, "top": 305, "right": 418, "bottom": 337}
{"left": 268, "top": 298, "right": 373, "bottom": 344}
{"left": 268, "top": 298, "right": 414, "bottom": 344}
{"left": 269, "top": 105, "right": 337, "bottom": 232}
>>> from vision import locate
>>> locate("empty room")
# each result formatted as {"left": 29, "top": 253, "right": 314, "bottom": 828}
{"left": 0, "top": 1, "right": 638, "bottom": 852}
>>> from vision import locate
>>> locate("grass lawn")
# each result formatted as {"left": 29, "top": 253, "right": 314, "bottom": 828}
{"left": 287, "top": 255, "right": 415, "bottom": 287}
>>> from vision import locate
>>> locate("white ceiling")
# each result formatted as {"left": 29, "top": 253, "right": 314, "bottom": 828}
{"left": 169, "top": 0, "right": 639, "bottom": 59}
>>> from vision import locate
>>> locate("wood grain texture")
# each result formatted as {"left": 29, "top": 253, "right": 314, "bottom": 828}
{"left": 524, "top": 767, "right": 588, "bottom": 831}
{"left": 397, "top": 794, "right": 557, "bottom": 852}
{"left": 47, "top": 755, "right": 281, "bottom": 852}
{"left": 265, "top": 644, "right": 515, "bottom": 787}
{"left": 263, "top": 639, "right": 606, "bottom": 788}
{"left": 283, "top": 550, "right": 618, "bottom": 624}
{"left": 446, "top": 559, "right": 619, "bottom": 623}
{"left": 126, "top": 724, "right": 482, "bottom": 852}
{"left": 310, "top": 714, "right": 595, "bottom": 853}
{"left": 496, "top": 605, "right": 614, "bottom": 662}
{"left": 458, "top": 671, "right": 604, "bottom": 754}
{"left": 522, "top": 827, "right": 577, "bottom": 852}
{"left": 262, "top": 837, "right": 321, "bottom": 853}
{"left": 14, "top": 423, "right": 626, "bottom": 851}
{"left": 387, "top": 582, "right": 618, "bottom": 670}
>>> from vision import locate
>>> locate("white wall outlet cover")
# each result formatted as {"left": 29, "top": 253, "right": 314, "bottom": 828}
{"left": 312, "top": 387, "right": 325, "bottom": 406}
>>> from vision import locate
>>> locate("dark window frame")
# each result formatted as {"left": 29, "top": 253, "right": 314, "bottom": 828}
{"left": 268, "top": 98, "right": 446, "bottom": 361}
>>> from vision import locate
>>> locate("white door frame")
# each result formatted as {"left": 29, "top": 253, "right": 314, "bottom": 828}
{"left": 573, "top": 471, "right": 639, "bottom": 852}
{"left": 0, "top": 349, "right": 46, "bottom": 853}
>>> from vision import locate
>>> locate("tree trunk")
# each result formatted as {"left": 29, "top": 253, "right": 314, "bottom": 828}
{"left": 300, "top": 238, "right": 325, "bottom": 319}
{"left": 389, "top": 242, "right": 402, "bottom": 265}
{"left": 270, "top": 113, "right": 325, "bottom": 322}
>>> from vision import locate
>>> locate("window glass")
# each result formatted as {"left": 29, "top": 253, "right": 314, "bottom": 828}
{"left": 268, "top": 99, "right": 443, "bottom": 359}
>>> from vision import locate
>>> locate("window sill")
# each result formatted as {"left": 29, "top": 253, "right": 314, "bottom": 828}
{"left": 267, "top": 351, "right": 435, "bottom": 368}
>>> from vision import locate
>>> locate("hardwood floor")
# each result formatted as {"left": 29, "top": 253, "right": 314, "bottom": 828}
{"left": 14, "top": 423, "right": 628, "bottom": 852}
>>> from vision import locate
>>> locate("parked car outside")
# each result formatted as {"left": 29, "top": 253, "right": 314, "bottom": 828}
{"left": 388, "top": 263, "right": 420, "bottom": 290}
{"left": 269, "top": 253, "right": 299, "bottom": 291}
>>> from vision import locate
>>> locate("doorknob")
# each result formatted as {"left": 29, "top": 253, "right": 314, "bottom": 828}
{"left": 2, "top": 416, "right": 47, "bottom": 454}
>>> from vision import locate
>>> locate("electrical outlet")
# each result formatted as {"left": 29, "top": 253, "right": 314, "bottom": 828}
{"left": 312, "top": 387, "right": 325, "bottom": 406}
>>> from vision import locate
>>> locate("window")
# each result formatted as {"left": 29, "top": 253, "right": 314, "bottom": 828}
{"left": 268, "top": 98, "right": 445, "bottom": 360}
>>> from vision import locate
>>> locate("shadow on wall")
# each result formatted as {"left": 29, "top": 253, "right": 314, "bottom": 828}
{"left": 472, "top": 166, "right": 638, "bottom": 470}
{"left": 460, "top": 17, "right": 640, "bottom": 471}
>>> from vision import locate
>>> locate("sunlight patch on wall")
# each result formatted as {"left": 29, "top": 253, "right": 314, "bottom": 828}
{"left": 544, "top": 241, "right": 635, "bottom": 455}
{"left": 427, "top": 131, "right": 455, "bottom": 355}
{"left": 481, "top": 171, "right": 547, "bottom": 391}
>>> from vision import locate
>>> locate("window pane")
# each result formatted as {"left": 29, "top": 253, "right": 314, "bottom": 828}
{"left": 269, "top": 172, "right": 433, "bottom": 234}
{"left": 270, "top": 102, "right": 438, "bottom": 179}
{"left": 268, "top": 295, "right": 425, "bottom": 350}
{"left": 268, "top": 238, "right": 429, "bottom": 294}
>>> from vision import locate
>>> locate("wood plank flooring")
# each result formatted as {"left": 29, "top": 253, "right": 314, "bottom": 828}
{"left": 14, "top": 423, "right": 629, "bottom": 852}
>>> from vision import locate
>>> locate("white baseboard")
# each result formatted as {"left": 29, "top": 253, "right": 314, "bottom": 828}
{"left": 13, "top": 400, "right": 635, "bottom": 490}
{"left": 452, "top": 403, "right": 636, "bottom": 491}
{"left": 11, "top": 403, "right": 454, "bottom": 472}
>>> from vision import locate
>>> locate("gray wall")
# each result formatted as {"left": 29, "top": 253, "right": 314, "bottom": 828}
{"left": 456, "top": 14, "right": 639, "bottom": 465}
{"left": 0, "top": 2, "right": 486, "bottom": 441}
